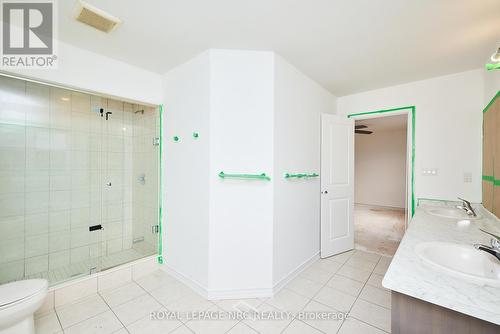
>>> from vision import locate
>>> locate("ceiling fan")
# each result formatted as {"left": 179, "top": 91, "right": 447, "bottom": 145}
{"left": 355, "top": 124, "right": 373, "bottom": 134}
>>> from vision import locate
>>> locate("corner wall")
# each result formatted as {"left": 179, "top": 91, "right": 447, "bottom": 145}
{"left": 161, "top": 50, "right": 337, "bottom": 298}
{"left": 163, "top": 52, "right": 211, "bottom": 289}
{"left": 272, "top": 55, "right": 336, "bottom": 286}
{"left": 338, "top": 69, "right": 484, "bottom": 203}
{"left": 208, "top": 50, "right": 275, "bottom": 294}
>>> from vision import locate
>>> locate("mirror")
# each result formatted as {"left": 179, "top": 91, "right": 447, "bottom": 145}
{"left": 482, "top": 93, "right": 500, "bottom": 217}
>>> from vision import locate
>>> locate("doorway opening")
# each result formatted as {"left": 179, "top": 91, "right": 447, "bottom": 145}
{"left": 349, "top": 107, "right": 415, "bottom": 257}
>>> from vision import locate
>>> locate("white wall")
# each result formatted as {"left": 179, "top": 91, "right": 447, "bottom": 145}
{"left": 355, "top": 128, "right": 407, "bottom": 208}
{"left": 163, "top": 52, "right": 211, "bottom": 289}
{"left": 273, "top": 55, "right": 336, "bottom": 286}
{"left": 338, "top": 69, "right": 484, "bottom": 203}
{"left": 208, "top": 50, "right": 275, "bottom": 293}
{"left": 3, "top": 40, "right": 162, "bottom": 105}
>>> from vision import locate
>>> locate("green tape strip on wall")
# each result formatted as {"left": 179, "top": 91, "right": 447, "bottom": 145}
{"left": 158, "top": 104, "right": 164, "bottom": 264}
{"left": 482, "top": 175, "right": 500, "bottom": 186}
{"left": 483, "top": 91, "right": 500, "bottom": 113}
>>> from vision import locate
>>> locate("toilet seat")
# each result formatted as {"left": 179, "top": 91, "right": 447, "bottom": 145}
{"left": 0, "top": 280, "right": 48, "bottom": 309}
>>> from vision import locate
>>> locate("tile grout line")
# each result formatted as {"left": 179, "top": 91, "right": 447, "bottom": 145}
{"left": 320, "top": 251, "right": 369, "bottom": 334}
{"left": 302, "top": 251, "right": 359, "bottom": 334}
{"left": 273, "top": 250, "right": 358, "bottom": 334}
{"left": 55, "top": 294, "right": 111, "bottom": 332}
{"left": 97, "top": 290, "right": 131, "bottom": 334}
{"left": 334, "top": 254, "right": 379, "bottom": 334}
{"left": 336, "top": 254, "right": 391, "bottom": 334}
{"left": 128, "top": 273, "right": 208, "bottom": 331}
{"left": 141, "top": 285, "right": 188, "bottom": 333}
{"left": 286, "top": 250, "right": 385, "bottom": 334}
{"left": 53, "top": 307, "right": 64, "bottom": 333}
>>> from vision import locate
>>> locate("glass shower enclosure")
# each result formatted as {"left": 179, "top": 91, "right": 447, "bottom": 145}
{"left": 0, "top": 75, "right": 160, "bottom": 286}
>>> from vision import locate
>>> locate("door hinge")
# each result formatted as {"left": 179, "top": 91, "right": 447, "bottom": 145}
{"left": 152, "top": 225, "right": 159, "bottom": 234}
{"left": 153, "top": 137, "right": 160, "bottom": 146}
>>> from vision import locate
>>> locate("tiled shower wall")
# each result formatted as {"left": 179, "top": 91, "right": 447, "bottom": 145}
{"left": 0, "top": 76, "right": 159, "bottom": 284}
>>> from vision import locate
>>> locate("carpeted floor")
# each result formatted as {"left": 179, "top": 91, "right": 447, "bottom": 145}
{"left": 354, "top": 204, "right": 405, "bottom": 256}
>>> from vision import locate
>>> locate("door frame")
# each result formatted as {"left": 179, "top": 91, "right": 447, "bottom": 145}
{"left": 347, "top": 106, "right": 416, "bottom": 226}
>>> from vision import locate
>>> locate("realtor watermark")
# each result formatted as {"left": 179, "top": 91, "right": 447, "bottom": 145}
{"left": 1, "top": 0, "right": 58, "bottom": 68}
{"left": 150, "top": 310, "right": 349, "bottom": 322}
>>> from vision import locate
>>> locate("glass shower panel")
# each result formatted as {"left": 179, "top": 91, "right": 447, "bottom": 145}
{"left": 101, "top": 98, "right": 127, "bottom": 270}
{"left": 84, "top": 98, "right": 160, "bottom": 272}
{"left": 131, "top": 106, "right": 159, "bottom": 260}
{"left": 0, "top": 76, "right": 30, "bottom": 284}
{"left": 98, "top": 102, "right": 159, "bottom": 271}
{"left": 0, "top": 75, "right": 159, "bottom": 286}
{"left": 47, "top": 88, "right": 104, "bottom": 282}
{"left": 0, "top": 77, "right": 105, "bottom": 285}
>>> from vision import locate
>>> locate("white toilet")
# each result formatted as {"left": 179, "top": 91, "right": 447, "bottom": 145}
{"left": 0, "top": 279, "right": 48, "bottom": 334}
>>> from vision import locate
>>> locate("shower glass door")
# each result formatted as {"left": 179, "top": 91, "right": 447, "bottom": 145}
{"left": 94, "top": 98, "right": 160, "bottom": 272}
{"left": 0, "top": 75, "right": 160, "bottom": 286}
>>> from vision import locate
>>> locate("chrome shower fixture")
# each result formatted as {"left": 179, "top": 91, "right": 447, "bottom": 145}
{"left": 491, "top": 47, "right": 500, "bottom": 62}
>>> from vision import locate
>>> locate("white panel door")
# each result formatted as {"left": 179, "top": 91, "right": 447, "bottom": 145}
{"left": 320, "top": 114, "right": 354, "bottom": 258}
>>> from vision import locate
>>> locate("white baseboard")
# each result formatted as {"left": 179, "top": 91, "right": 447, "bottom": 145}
{"left": 161, "top": 264, "right": 274, "bottom": 300}
{"left": 162, "top": 252, "right": 319, "bottom": 301}
{"left": 160, "top": 264, "right": 209, "bottom": 299}
{"left": 355, "top": 203, "right": 405, "bottom": 211}
{"left": 207, "top": 287, "right": 274, "bottom": 300}
{"left": 273, "top": 252, "right": 319, "bottom": 294}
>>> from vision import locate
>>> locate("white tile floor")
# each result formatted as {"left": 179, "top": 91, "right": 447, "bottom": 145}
{"left": 35, "top": 250, "right": 392, "bottom": 334}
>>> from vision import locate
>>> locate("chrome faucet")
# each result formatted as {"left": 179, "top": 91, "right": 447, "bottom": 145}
{"left": 456, "top": 197, "right": 477, "bottom": 217}
{"left": 473, "top": 229, "right": 500, "bottom": 262}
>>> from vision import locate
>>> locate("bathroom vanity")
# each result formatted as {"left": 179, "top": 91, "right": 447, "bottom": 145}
{"left": 383, "top": 200, "right": 500, "bottom": 334}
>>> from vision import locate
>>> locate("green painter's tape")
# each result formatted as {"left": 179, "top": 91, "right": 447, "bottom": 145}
{"left": 347, "top": 106, "right": 415, "bottom": 118}
{"left": 483, "top": 175, "right": 494, "bottom": 182}
{"left": 349, "top": 106, "right": 416, "bottom": 217}
{"left": 483, "top": 175, "right": 500, "bottom": 186}
{"left": 285, "top": 173, "right": 319, "bottom": 179}
{"left": 158, "top": 104, "right": 164, "bottom": 264}
{"left": 483, "top": 91, "right": 500, "bottom": 113}
{"left": 486, "top": 63, "right": 500, "bottom": 71}
{"left": 411, "top": 106, "right": 416, "bottom": 217}
{"left": 218, "top": 171, "right": 271, "bottom": 181}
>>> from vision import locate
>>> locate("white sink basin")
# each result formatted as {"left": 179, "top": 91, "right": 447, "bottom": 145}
{"left": 415, "top": 242, "right": 500, "bottom": 286}
{"left": 426, "top": 207, "right": 481, "bottom": 220}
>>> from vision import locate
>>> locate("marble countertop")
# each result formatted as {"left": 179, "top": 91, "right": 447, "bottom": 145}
{"left": 382, "top": 200, "right": 500, "bottom": 325}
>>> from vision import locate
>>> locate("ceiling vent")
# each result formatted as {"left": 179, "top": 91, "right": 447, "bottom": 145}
{"left": 75, "top": 1, "right": 121, "bottom": 33}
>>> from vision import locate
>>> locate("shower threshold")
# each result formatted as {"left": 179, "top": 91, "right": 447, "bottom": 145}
{"left": 24, "top": 246, "right": 156, "bottom": 286}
